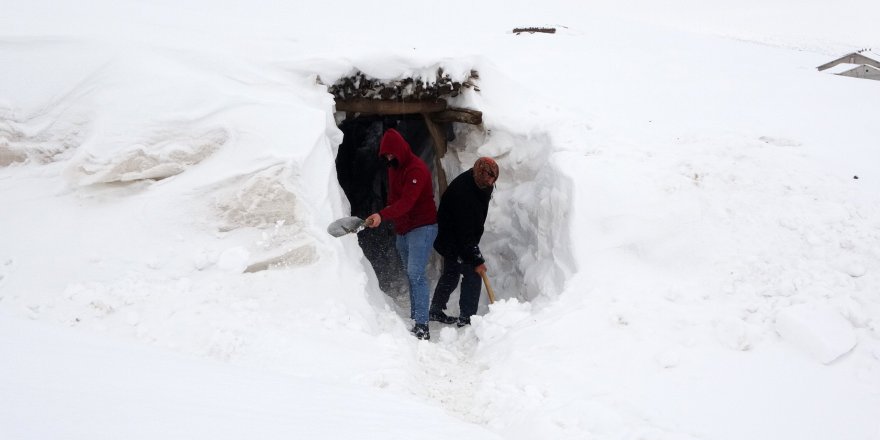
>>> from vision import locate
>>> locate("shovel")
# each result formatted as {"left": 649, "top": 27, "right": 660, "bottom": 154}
{"left": 327, "top": 216, "right": 367, "bottom": 237}
{"left": 479, "top": 272, "right": 497, "bottom": 304}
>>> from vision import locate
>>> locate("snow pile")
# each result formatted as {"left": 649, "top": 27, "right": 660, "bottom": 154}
{"left": 776, "top": 303, "right": 858, "bottom": 364}
{"left": 216, "top": 246, "right": 250, "bottom": 273}
{"left": 213, "top": 165, "right": 303, "bottom": 231}
{"left": 0, "top": 113, "right": 85, "bottom": 166}
{"left": 472, "top": 298, "right": 533, "bottom": 343}
{"left": 68, "top": 127, "right": 226, "bottom": 184}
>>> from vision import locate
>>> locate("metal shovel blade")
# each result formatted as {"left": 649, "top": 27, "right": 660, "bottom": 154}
{"left": 327, "top": 216, "right": 366, "bottom": 237}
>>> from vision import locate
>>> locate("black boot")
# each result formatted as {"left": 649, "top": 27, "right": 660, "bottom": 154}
{"left": 411, "top": 323, "right": 430, "bottom": 340}
{"left": 429, "top": 310, "right": 458, "bottom": 325}
{"left": 457, "top": 316, "right": 471, "bottom": 327}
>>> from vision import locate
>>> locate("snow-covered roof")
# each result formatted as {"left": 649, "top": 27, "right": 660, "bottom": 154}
{"left": 825, "top": 63, "right": 863, "bottom": 74}
{"left": 825, "top": 63, "right": 880, "bottom": 75}
{"left": 328, "top": 69, "right": 479, "bottom": 102}
{"left": 859, "top": 50, "right": 880, "bottom": 63}
{"left": 818, "top": 50, "right": 880, "bottom": 70}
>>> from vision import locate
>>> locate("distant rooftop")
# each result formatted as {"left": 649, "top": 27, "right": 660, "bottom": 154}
{"left": 857, "top": 50, "right": 880, "bottom": 63}
{"left": 825, "top": 63, "right": 863, "bottom": 74}
{"left": 817, "top": 49, "right": 880, "bottom": 71}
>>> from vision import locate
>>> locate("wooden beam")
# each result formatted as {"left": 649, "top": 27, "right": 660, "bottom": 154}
{"left": 421, "top": 113, "right": 449, "bottom": 196}
{"left": 335, "top": 99, "right": 447, "bottom": 115}
{"left": 513, "top": 27, "right": 556, "bottom": 34}
{"left": 430, "top": 107, "right": 482, "bottom": 125}
{"left": 421, "top": 113, "right": 448, "bottom": 158}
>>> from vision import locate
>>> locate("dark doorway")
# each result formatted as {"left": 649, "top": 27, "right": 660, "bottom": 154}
{"left": 335, "top": 115, "right": 437, "bottom": 298}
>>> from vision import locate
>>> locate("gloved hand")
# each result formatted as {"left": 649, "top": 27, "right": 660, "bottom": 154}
{"left": 475, "top": 263, "right": 487, "bottom": 274}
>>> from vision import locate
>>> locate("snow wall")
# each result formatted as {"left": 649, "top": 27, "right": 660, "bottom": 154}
{"left": 334, "top": 58, "right": 582, "bottom": 306}
{"left": 0, "top": 41, "right": 581, "bottom": 347}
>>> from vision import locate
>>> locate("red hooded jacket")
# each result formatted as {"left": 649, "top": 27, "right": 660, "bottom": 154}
{"left": 378, "top": 129, "right": 437, "bottom": 235}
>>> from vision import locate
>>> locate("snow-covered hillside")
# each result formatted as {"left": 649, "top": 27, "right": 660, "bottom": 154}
{"left": 2, "top": 2, "right": 879, "bottom": 439}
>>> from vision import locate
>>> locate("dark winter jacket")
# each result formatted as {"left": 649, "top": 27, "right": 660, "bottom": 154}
{"left": 378, "top": 129, "right": 437, "bottom": 235}
{"left": 433, "top": 169, "right": 492, "bottom": 265}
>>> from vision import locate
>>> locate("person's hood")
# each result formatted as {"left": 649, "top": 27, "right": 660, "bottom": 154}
{"left": 378, "top": 128, "right": 415, "bottom": 168}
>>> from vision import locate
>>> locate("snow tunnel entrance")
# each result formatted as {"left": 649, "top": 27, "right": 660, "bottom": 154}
{"left": 328, "top": 70, "right": 483, "bottom": 300}
{"left": 335, "top": 115, "right": 441, "bottom": 297}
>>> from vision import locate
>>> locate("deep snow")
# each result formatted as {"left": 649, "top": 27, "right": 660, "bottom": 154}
{"left": 2, "top": 1, "right": 880, "bottom": 439}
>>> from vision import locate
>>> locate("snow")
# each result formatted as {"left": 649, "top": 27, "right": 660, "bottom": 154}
{"left": 2, "top": 1, "right": 880, "bottom": 439}
{"left": 217, "top": 246, "right": 251, "bottom": 273}
{"left": 851, "top": 50, "right": 880, "bottom": 63}
{"left": 775, "top": 303, "right": 858, "bottom": 364}
{"left": 825, "top": 62, "right": 865, "bottom": 74}
{"left": 0, "top": 315, "right": 500, "bottom": 440}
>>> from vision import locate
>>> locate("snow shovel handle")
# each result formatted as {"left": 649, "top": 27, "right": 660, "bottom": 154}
{"left": 480, "top": 272, "right": 496, "bottom": 304}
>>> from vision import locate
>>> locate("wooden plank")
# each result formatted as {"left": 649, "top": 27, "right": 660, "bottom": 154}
{"left": 421, "top": 113, "right": 448, "bottom": 158}
{"left": 421, "top": 113, "right": 449, "bottom": 196}
{"left": 430, "top": 107, "right": 483, "bottom": 125}
{"left": 335, "top": 99, "right": 447, "bottom": 115}
{"left": 513, "top": 27, "right": 556, "bottom": 34}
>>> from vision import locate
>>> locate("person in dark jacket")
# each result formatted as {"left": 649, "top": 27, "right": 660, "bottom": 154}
{"left": 429, "top": 157, "right": 499, "bottom": 327}
{"left": 365, "top": 128, "right": 438, "bottom": 340}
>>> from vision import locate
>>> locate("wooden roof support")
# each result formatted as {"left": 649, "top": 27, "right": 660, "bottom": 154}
{"left": 421, "top": 113, "right": 449, "bottom": 196}
{"left": 335, "top": 99, "right": 447, "bottom": 115}
{"left": 335, "top": 99, "right": 482, "bottom": 125}
{"left": 430, "top": 107, "right": 482, "bottom": 125}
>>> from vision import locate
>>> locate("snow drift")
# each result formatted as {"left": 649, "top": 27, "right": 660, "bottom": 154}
{"left": 2, "top": 1, "right": 880, "bottom": 439}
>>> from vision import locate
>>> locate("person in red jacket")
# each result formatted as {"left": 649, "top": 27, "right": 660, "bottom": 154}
{"left": 365, "top": 128, "right": 438, "bottom": 340}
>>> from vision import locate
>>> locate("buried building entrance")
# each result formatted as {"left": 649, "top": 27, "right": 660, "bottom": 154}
{"left": 330, "top": 73, "right": 483, "bottom": 298}
{"left": 335, "top": 115, "right": 438, "bottom": 297}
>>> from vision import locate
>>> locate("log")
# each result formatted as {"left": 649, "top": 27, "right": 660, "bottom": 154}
{"left": 513, "top": 27, "right": 556, "bottom": 34}
{"left": 430, "top": 107, "right": 483, "bottom": 125}
{"left": 335, "top": 99, "right": 447, "bottom": 115}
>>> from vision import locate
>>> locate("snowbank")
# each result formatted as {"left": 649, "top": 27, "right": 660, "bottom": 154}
{"left": 2, "top": 1, "right": 880, "bottom": 439}
{"left": 776, "top": 303, "right": 857, "bottom": 364}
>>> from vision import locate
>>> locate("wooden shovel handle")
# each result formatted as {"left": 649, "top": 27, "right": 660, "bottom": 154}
{"left": 480, "top": 272, "right": 496, "bottom": 304}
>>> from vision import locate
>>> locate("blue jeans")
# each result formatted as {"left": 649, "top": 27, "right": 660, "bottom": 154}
{"left": 395, "top": 224, "right": 438, "bottom": 325}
